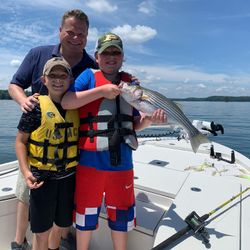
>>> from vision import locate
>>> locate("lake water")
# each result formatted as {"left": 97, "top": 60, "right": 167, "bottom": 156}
{"left": 0, "top": 100, "right": 249, "bottom": 164}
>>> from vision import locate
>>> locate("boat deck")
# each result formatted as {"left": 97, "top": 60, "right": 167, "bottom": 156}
{"left": 133, "top": 137, "right": 250, "bottom": 250}
{"left": 1, "top": 137, "right": 250, "bottom": 250}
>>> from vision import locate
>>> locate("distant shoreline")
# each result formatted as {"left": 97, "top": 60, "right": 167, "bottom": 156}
{"left": 0, "top": 89, "right": 250, "bottom": 102}
{"left": 172, "top": 96, "right": 250, "bottom": 102}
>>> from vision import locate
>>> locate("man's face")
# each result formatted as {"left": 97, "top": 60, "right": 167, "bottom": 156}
{"left": 59, "top": 17, "right": 88, "bottom": 54}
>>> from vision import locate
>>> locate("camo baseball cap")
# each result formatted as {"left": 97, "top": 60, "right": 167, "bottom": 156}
{"left": 43, "top": 57, "right": 72, "bottom": 76}
{"left": 95, "top": 32, "right": 123, "bottom": 54}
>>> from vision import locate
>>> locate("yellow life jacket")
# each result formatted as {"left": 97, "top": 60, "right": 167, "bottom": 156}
{"left": 28, "top": 95, "right": 79, "bottom": 171}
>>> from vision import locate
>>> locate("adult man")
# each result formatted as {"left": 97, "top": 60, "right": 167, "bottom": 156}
{"left": 9, "top": 9, "right": 97, "bottom": 250}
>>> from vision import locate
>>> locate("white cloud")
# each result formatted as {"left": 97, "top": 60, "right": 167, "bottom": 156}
{"left": 138, "top": 1, "right": 156, "bottom": 15}
{"left": 126, "top": 64, "right": 230, "bottom": 83}
{"left": 123, "top": 63, "right": 250, "bottom": 97}
{"left": 87, "top": 0, "right": 117, "bottom": 12}
{"left": 112, "top": 25, "right": 157, "bottom": 43}
{"left": 88, "top": 27, "right": 99, "bottom": 42}
{"left": 215, "top": 87, "right": 228, "bottom": 93}
{"left": 10, "top": 59, "right": 21, "bottom": 67}
{"left": 0, "top": 48, "right": 25, "bottom": 89}
{"left": 1, "top": 21, "right": 57, "bottom": 50}
{"left": 5, "top": 0, "right": 81, "bottom": 9}
{"left": 197, "top": 83, "right": 206, "bottom": 88}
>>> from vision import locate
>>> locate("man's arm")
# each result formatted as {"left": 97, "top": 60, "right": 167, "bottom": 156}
{"left": 8, "top": 84, "right": 39, "bottom": 113}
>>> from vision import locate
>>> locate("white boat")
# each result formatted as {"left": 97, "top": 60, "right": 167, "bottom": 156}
{"left": 1, "top": 123, "right": 250, "bottom": 250}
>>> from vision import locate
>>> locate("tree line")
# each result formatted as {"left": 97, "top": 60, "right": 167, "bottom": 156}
{"left": 0, "top": 89, "right": 250, "bottom": 101}
{"left": 172, "top": 96, "right": 250, "bottom": 102}
{"left": 0, "top": 90, "right": 31, "bottom": 99}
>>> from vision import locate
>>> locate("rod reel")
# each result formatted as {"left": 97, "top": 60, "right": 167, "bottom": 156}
{"left": 185, "top": 211, "right": 210, "bottom": 244}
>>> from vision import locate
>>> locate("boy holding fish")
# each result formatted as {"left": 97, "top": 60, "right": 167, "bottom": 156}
{"left": 61, "top": 32, "right": 166, "bottom": 250}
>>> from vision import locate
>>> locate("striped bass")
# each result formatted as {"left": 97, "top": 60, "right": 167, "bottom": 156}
{"left": 120, "top": 81, "right": 210, "bottom": 153}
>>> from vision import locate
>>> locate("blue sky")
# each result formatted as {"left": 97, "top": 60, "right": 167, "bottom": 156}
{"left": 1, "top": 0, "right": 250, "bottom": 98}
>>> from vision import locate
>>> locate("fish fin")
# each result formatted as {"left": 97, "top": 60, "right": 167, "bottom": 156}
{"left": 174, "top": 101, "right": 183, "bottom": 110}
{"left": 190, "top": 132, "right": 210, "bottom": 153}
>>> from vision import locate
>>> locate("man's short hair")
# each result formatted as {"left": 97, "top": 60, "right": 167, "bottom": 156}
{"left": 61, "top": 9, "right": 89, "bottom": 28}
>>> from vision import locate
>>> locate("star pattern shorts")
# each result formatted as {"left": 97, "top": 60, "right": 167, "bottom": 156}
{"left": 73, "top": 165, "right": 136, "bottom": 232}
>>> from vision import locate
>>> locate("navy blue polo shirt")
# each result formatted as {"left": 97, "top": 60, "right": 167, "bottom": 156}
{"left": 11, "top": 44, "right": 98, "bottom": 94}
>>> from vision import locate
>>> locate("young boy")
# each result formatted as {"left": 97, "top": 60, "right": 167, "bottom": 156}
{"left": 15, "top": 57, "right": 79, "bottom": 250}
{"left": 61, "top": 32, "right": 166, "bottom": 250}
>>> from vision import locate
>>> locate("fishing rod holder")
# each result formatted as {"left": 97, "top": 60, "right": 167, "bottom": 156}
{"left": 185, "top": 211, "right": 210, "bottom": 244}
{"left": 210, "top": 144, "right": 235, "bottom": 164}
{"left": 192, "top": 120, "right": 224, "bottom": 136}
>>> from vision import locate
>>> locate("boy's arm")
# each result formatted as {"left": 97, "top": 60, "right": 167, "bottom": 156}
{"left": 134, "top": 109, "right": 167, "bottom": 131}
{"left": 15, "top": 131, "right": 43, "bottom": 189}
{"left": 61, "top": 84, "right": 121, "bottom": 109}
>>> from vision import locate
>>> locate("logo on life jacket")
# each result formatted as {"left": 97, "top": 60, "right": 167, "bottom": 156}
{"left": 47, "top": 112, "right": 55, "bottom": 118}
{"left": 45, "top": 127, "right": 78, "bottom": 140}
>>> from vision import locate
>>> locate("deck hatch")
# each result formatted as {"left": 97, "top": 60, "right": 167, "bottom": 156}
{"left": 149, "top": 160, "right": 169, "bottom": 167}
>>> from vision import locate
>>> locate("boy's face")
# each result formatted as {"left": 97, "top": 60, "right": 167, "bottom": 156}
{"left": 43, "top": 65, "right": 71, "bottom": 97}
{"left": 95, "top": 46, "right": 123, "bottom": 74}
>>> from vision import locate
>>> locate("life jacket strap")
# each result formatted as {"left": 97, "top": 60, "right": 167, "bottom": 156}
{"left": 79, "top": 127, "right": 135, "bottom": 138}
{"left": 80, "top": 114, "right": 133, "bottom": 124}
{"left": 28, "top": 155, "right": 78, "bottom": 171}
{"left": 28, "top": 139, "right": 78, "bottom": 148}
{"left": 42, "top": 139, "right": 49, "bottom": 165}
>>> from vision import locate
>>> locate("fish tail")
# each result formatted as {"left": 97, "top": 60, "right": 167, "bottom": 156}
{"left": 189, "top": 131, "right": 210, "bottom": 153}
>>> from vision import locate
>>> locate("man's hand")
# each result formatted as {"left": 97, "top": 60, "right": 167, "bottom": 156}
{"left": 20, "top": 93, "right": 39, "bottom": 113}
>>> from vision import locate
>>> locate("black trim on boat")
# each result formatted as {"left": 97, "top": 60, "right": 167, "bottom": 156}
{"left": 0, "top": 167, "right": 18, "bottom": 176}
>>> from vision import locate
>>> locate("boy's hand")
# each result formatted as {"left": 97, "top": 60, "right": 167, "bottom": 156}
{"left": 101, "top": 84, "right": 120, "bottom": 99}
{"left": 24, "top": 171, "right": 43, "bottom": 189}
{"left": 21, "top": 93, "right": 39, "bottom": 113}
{"left": 150, "top": 109, "right": 167, "bottom": 124}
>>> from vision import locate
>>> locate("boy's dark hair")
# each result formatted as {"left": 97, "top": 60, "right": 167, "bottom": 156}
{"left": 61, "top": 9, "right": 89, "bottom": 28}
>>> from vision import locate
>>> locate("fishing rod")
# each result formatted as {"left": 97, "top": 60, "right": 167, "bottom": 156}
{"left": 152, "top": 186, "right": 250, "bottom": 250}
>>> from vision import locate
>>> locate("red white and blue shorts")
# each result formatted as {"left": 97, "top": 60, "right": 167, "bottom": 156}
{"left": 73, "top": 165, "right": 136, "bottom": 232}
